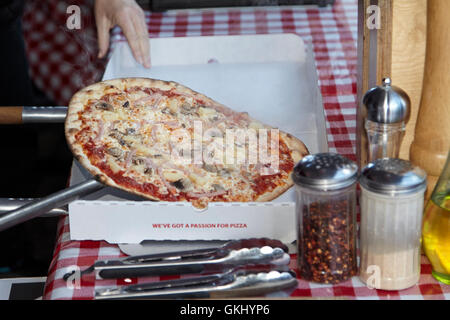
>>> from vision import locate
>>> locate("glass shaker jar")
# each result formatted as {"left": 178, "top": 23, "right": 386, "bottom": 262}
{"left": 362, "top": 78, "right": 411, "bottom": 162}
{"left": 359, "top": 158, "right": 427, "bottom": 290}
{"left": 292, "top": 153, "right": 358, "bottom": 284}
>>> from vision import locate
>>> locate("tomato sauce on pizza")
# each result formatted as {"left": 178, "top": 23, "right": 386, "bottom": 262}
{"left": 65, "top": 78, "right": 308, "bottom": 207}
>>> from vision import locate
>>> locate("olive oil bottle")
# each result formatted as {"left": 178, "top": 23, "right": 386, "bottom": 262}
{"left": 422, "top": 151, "right": 450, "bottom": 284}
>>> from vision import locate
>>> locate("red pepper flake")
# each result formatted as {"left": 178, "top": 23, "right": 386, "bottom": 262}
{"left": 298, "top": 199, "right": 357, "bottom": 284}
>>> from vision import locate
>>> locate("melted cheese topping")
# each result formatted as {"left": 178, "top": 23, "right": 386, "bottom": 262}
{"left": 77, "top": 86, "right": 291, "bottom": 203}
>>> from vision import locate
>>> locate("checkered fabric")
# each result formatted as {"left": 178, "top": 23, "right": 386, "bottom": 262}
{"left": 44, "top": 219, "right": 450, "bottom": 300}
{"left": 21, "top": 0, "right": 449, "bottom": 299}
{"left": 22, "top": 0, "right": 107, "bottom": 105}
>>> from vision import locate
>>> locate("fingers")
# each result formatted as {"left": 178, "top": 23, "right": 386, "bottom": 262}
{"left": 119, "top": 17, "right": 145, "bottom": 66}
{"left": 132, "top": 13, "right": 151, "bottom": 68}
{"left": 94, "top": 0, "right": 112, "bottom": 59}
{"left": 96, "top": 19, "right": 111, "bottom": 59}
{"left": 94, "top": 0, "right": 150, "bottom": 67}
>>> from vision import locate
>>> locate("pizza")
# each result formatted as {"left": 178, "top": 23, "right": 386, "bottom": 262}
{"left": 65, "top": 78, "right": 309, "bottom": 208}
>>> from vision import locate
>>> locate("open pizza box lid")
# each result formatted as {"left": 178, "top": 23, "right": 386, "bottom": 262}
{"left": 68, "top": 34, "right": 328, "bottom": 248}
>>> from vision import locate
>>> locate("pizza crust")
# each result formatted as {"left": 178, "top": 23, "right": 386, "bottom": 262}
{"left": 254, "top": 132, "right": 309, "bottom": 202}
{"left": 65, "top": 77, "right": 310, "bottom": 204}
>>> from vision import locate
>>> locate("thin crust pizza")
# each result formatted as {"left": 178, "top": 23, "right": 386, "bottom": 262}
{"left": 65, "top": 78, "right": 309, "bottom": 207}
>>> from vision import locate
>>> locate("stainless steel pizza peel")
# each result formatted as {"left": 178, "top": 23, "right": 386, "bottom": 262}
{"left": 0, "top": 179, "right": 103, "bottom": 232}
{"left": 0, "top": 105, "right": 150, "bottom": 230}
{"left": 0, "top": 105, "right": 164, "bottom": 231}
{"left": 0, "top": 106, "right": 107, "bottom": 231}
{"left": 0, "top": 198, "right": 68, "bottom": 217}
{"left": 0, "top": 106, "right": 67, "bottom": 124}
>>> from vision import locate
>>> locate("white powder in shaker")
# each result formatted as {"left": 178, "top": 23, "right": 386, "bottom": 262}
{"left": 360, "top": 248, "right": 421, "bottom": 290}
{"left": 359, "top": 187, "right": 424, "bottom": 291}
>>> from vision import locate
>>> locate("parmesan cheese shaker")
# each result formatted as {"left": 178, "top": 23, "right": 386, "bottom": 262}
{"left": 362, "top": 78, "right": 411, "bottom": 163}
{"left": 359, "top": 158, "right": 427, "bottom": 290}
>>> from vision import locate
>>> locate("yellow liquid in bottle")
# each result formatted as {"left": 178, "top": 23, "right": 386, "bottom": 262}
{"left": 422, "top": 192, "right": 450, "bottom": 284}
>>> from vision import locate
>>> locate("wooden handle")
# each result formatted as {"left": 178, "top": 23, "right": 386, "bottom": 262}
{"left": 410, "top": 0, "right": 450, "bottom": 195}
{"left": 0, "top": 107, "right": 23, "bottom": 124}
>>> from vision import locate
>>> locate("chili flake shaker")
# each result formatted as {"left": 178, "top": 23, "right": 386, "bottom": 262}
{"left": 292, "top": 153, "right": 358, "bottom": 284}
{"left": 359, "top": 158, "right": 427, "bottom": 290}
{"left": 362, "top": 78, "right": 411, "bottom": 162}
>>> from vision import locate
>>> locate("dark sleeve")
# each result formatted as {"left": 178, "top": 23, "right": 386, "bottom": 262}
{"left": 135, "top": 0, "right": 151, "bottom": 10}
{"left": 0, "top": 0, "right": 24, "bottom": 27}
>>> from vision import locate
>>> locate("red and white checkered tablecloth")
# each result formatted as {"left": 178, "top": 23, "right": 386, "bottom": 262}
{"left": 21, "top": 0, "right": 449, "bottom": 300}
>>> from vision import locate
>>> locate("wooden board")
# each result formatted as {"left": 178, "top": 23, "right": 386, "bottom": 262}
{"left": 357, "top": 0, "right": 426, "bottom": 167}
{"left": 410, "top": 0, "right": 450, "bottom": 200}
{"left": 391, "top": 0, "right": 427, "bottom": 161}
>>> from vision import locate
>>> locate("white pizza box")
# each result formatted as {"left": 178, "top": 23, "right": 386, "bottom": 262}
{"left": 68, "top": 34, "right": 328, "bottom": 245}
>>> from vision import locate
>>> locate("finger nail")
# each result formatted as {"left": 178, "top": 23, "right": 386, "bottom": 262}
{"left": 144, "top": 57, "right": 151, "bottom": 68}
{"left": 136, "top": 55, "right": 143, "bottom": 65}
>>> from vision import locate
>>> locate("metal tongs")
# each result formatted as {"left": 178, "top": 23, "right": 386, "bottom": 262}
{"left": 95, "top": 268, "right": 298, "bottom": 300}
{"left": 64, "top": 238, "right": 290, "bottom": 280}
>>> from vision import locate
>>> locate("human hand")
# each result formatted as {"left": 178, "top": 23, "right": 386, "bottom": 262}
{"left": 95, "top": 0, "right": 150, "bottom": 68}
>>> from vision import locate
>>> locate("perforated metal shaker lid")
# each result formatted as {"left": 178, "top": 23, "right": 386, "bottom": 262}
{"left": 292, "top": 153, "right": 358, "bottom": 190}
{"left": 360, "top": 158, "right": 427, "bottom": 195}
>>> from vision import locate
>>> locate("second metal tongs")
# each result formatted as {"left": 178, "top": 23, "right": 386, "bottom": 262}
{"left": 64, "top": 238, "right": 289, "bottom": 280}
{"left": 65, "top": 246, "right": 289, "bottom": 280}
{"left": 95, "top": 268, "right": 298, "bottom": 300}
